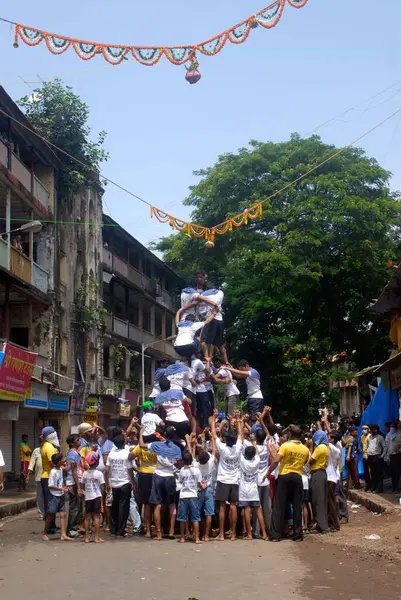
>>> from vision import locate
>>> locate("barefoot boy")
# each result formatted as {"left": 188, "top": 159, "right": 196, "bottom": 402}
{"left": 42, "top": 453, "right": 71, "bottom": 541}
{"left": 81, "top": 451, "right": 105, "bottom": 543}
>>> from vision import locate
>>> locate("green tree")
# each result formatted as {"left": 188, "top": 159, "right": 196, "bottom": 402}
{"left": 18, "top": 78, "right": 109, "bottom": 195}
{"left": 155, "top": 135, "right": 401, "bottom": 420}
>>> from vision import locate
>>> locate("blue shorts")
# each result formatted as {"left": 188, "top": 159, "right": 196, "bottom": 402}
{"left": 177, "top": 497, "right": 201, "bottom": 523}
{"left": 238, "top": 500, "right": 260, "bottom": 508}
{"left": 199, "top": 486, "right": 215, "bottom": 516}
{"left": 47, "top": 493, "right": 65, "bottom": 514}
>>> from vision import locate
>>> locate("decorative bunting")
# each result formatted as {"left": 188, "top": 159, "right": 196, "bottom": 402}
{"left": 12, "top": 0, "right": 309, "bottom": 77}
{"left": 150, "top": 203, "right": 263, "bottom": 242}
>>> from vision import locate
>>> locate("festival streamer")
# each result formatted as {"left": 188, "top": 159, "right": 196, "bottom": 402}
{"left": 10, "top": 0, "right": 309, "bottom": 81}
{"left": 150, "top": 203, "right": 263, "bottom": 245}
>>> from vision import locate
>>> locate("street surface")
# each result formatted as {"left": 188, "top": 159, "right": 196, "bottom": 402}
{"left": 1, "top": 509, "right": 401, "bottom": 599}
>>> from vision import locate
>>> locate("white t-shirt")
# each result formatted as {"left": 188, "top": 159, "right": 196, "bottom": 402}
{"left": 178, "top": 465, "right": 202, "bottom": 499}
{"left": 246, "top": 369, "right": 263, "bottom": 399}
{"left": 193, "top": 290, "right": 224, "bottom": 322}
{"left": 191, "top": 358, "right": 207, "bottom": 394}
{"left": 106, "top": 448, "right": 132, "bottom": 488}
{"left": 48, "top": 467, "right": 64, "bottom": 497}
{"left": 326, "top": 443, "right": 341, "bottom": 483}
{"left": 162, "top": 400, "right": 188, "bottom": 423}
{"left": 239, "top": 454, "right": 260, "bottom": 502}
{"left": 183, "top": 368, "right": 194, "bottom": 391}
{"left": 215, "top": 437, "right": 242, "bottom": 484}
{"left": 141, "top": 412, "right": 162, "bottom": 436}
{"left": 149, "top": 443, "right": 176, "bottom": 477}
{"left": 0, "top": 450, "right": 5, "bottom": 468}
{"left": 218, "top": 368, "right": 240, "bottom": 397}
{"left": 175, "top": 322, "right": 204, "bottom": 347}
{"left": 82, "top": 469, "right": 105, "bottom": 500}
{"left": 256, "top": 443, "right": 270, "bottom": 487}
{"left": 168, "top": 370, "right": 189, "bottom": 391}
{"left": 149, "top": 382, "right": 161, "bottom": 398}
{"left": 195, "top": 455, "right": 218, "bottom": 488}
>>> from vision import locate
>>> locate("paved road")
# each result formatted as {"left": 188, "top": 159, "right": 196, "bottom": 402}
{"left": 1, "top": 510, "right": 400, "bottom": 600}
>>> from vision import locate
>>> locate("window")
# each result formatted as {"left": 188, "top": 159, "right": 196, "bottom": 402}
{"left": 103, "top": 345, "right": 110, "bottom": 378}
{"left": 128, "top": 291, "right": 139, "bottom": 326}
{"left": 142, "top": 306, "right": 152, "bottom": 333}
{"left": 143, "top": 258, "right": 152, "bottom": 279}
{"left": 114, "top": 282, "right": 127, "bottom": 319}
{"left": 166, "top": 313, "right": 173, "bottom": 338}
{"left": 155, "top": 309, "right": 163, "bottom": 337}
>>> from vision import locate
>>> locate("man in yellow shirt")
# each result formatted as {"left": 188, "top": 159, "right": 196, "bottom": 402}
{"left": 40, "top": 426, "right": 60, "bottom": 533}
{"left": 309, "top": 429, "right": 330, "bottom": 533}
{"left": 134, "top": 429, "right": 157, "bottom": 538}
{"left": 267, "top": 425, "right": 309, "bottom": 541}
{"left": 19, "top": 435, "right": 32, "bottom": 492}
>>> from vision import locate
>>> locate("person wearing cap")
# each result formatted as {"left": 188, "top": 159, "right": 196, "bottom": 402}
{"left": 81, "top": 451, "right": 105, "bottom": 543}
{"left": 40, "top": 426, "right": 60, "bottom": 533}
{"left": 360, "top": 425, "right": 371, "bottom": 491}
{"left": 141, "top": 401, "right": 164, "bottom": 443}
{"left": 78, "top": 422, "right": 95, "bottom": 465}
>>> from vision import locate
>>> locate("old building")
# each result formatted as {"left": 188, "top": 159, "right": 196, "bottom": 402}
{"left": 100, "top": 214, "right": 181, "bottom": 427}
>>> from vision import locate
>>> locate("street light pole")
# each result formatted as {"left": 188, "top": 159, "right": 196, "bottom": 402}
{"left": 141, "top": 335, "right": 176, "bottom": 404}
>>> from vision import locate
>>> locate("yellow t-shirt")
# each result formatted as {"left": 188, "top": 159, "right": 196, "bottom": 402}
{"left": 41, "top": 441, "right": 57, "bottom": 479}
{"left": 310, "top": 444, "right": 330, "bottom": 471}
{"left": 278, "top": 441, "right": 310, "bottom": 476}
{"left": 133, "top": 445, "right": 156, "bottom": 474}
{"left": 19, "top": 443, "right": 31, "bottom": 462}
{"left": 361, "top": 433, "right": 369, "bottom": 459}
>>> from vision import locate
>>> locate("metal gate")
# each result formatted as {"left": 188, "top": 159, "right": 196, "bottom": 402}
{"left": 0, "top": 420, "right": 13, "bottom": 474}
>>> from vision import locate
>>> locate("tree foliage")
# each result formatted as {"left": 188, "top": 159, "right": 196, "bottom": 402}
{"left": 18, "top": 79, "right": 109, "bottom": 195}
{"left": 155, "top": 135, "right": 401, "bottom": 421}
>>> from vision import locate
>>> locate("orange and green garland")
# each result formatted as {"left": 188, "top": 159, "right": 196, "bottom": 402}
{"left": 12, "top": 0, "right": 309, "bottom": 81}
{"left": 150, "top": 202, "right": 263, "bottom": 245}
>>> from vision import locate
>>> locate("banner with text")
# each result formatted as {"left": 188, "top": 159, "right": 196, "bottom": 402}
{"left": 0, "top": 343, "right": 37, "bottom": 401}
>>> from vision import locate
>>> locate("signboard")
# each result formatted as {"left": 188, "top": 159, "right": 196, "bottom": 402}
{"left": 71, "top": 381, "right": 86, "bottom": 412}
{"left": 119, "top": 400, "right": 131, "bottom": 418}
{"left": 84, "top": 412, "right": 98, "bottom": 425}
{"left": 0, "top": 343, "right": 37, "bottom": 401}
{"left": 86, "top": 396, "right": 98, "bottom": 414}
{"left": 24, "top": 382, "right": 48, "bottom": 409}
{"left": 48, "top": 395, "right": 69, "bottom": 412}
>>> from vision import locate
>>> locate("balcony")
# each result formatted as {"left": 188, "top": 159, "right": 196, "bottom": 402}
{"left": 102, "top": 248, "right": 174, "bottom": 309}
{"left": 106, "top": 314, "right": 176, "bottom": 358}
{"left": 0, "top": 140, "right": 50, "bottom": 211}
{"left": 0, "top": 240, "right": 49, "bottom": 294}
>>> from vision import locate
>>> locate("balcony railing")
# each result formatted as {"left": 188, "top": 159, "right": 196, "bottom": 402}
{"left": 32, "top": 261, "right": 49, "bottom": 293}
{"left": 0, "top": 143, "right": 51, "bottom": 210}
{"left": 3, "top": 245, "right": 50, "bottom": 294}
{"left": 102, "top": 248, "right": 174, "bottom": 309}
{"left": 10, "top": 246, "right": 31, "bottom": 284}
{"left": 0, "top": 237, "right": 8, "bottom": 270}
{"left": 105, "top": 314, "right": 176, "bottom": 358}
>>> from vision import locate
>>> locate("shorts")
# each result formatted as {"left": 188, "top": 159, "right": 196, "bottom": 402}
{"left": 303, "top": 490, "right": 311, "bottom": 502}
{"left": 20, "top": 461, "right": 29, "bottom": 477}
{"left": 238, "top": 500, "right": 260, "bottom": 508}
{"left": 143, "top": 434, "right": 160, "bottom": 443}
{"left": 149, "top": 474, "right": 176, "bottom": 506}
{"left": 85, "top": 497, "right": 102, "bottom": 514}
{"left": 196, "top": 391, "right": 213, "bottom": 419}
{"left": 137, "top": 472, "right": 154, "bottom": 505}
{"left": 47, "top": 494, "right": 66, "bottom": 515}
{"left": 165, "top": 420, "right": 192, "bottom": 440}
{"left": 214, "top": 482, "right": 239, "bottom": 504}
{"left": 177, "top": 497, "right": 201, "bottom": 523}
{"left": 201, "top": 319, "right": 225, "bottom": 346}
{"left": 199, "top": 486, "right": 215, "bottom": 516}
{"left": 247, "top": 397, "right": 264, "bottom": 421}
{"left": 183, "top": 388, "right": 196, "bottom": 404}
{"left": 174, "top": 340, "right": 200, "bottom": 358}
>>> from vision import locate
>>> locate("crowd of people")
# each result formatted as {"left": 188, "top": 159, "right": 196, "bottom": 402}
{"left": 3, "top": 271, "right": 400, "bottom": 544}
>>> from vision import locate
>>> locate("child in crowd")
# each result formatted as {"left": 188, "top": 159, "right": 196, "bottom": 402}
{"left": 81, "top": 451, "right": 105, "bottom": 543}
{"left": 177, "top": 450, "right": 203, "bottom": 544}
{"left": 239, "top": 442, "right": 267, "bottom": 540}
{"left": 42, "top": 453, "right": 71, "bottom": 542}
{"left": 141, "top": 401, "right": 164, "bottom": 443}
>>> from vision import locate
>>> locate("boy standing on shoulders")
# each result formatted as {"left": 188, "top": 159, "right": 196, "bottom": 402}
{"left": 81, "top": 451, "right": 105, "bottom": 543}
{"left": 226, "top": 361, "right": 264, "bottom": 423}
{"left": 177, "top": 450, "right": 203, "bottom": 544}
{"left": 42, "top": 453, "right": 72, "bottom": 542}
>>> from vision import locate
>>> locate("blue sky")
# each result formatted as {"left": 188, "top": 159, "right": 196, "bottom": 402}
{"left": 1, "top": 0, "right": 401, "bottom": 248}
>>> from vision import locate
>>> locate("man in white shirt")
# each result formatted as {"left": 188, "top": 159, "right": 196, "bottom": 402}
{"left": 227, "top": 360, "right": 264, "bottom": 423}
{"left": 211, "top": 411, "right": 243, "bottom": 541}
{"left": 0, "top": 449, "right": 4, "bottom": 492}
{"left": 327, "top": 433, "right": 341, "bottom": 531}
{"left": 106, "top": 434, "right": 136, "bottom": 537}
{"left": 212, "top": 359, "right": 240, "bottom": 415}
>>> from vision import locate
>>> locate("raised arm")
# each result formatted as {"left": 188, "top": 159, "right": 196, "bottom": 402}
{"left": 226, "top": 367, "right": 249, "bottom": 379}
{"left": 175, "top": 301, "right": 198, "bottom": 325}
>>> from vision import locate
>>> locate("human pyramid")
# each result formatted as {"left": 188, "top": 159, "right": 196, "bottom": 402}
{"left": 39, "top": 270, "right": 347, "bottom": 544}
